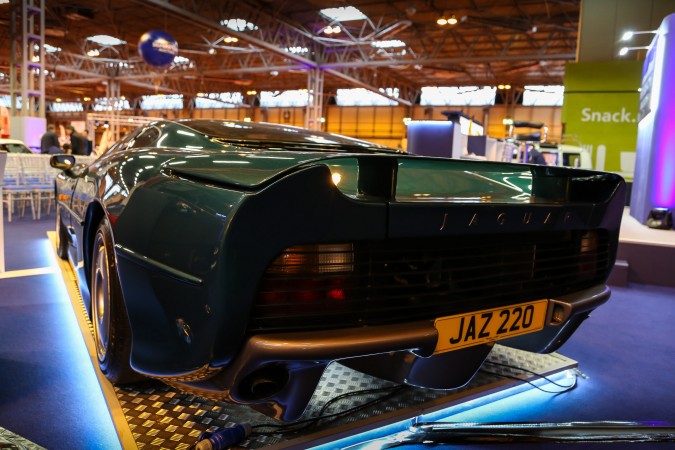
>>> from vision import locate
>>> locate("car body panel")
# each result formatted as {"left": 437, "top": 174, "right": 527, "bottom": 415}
{"left": 53, "top": 119, "right": 625, "bottom": 420}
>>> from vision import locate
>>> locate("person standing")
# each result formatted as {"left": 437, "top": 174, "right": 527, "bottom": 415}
{"left": 40, "top": 124, "right": 60, "bottom": 154}
{"left": 82, "top": 129, "right": 94, "bottom": 155}
{"left": 67, "top": 125, "right": 86, "bottom": 155}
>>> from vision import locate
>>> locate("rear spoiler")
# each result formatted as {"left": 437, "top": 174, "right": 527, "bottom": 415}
{"left": 169, "top": 153, "right": 625, "bottom": 206}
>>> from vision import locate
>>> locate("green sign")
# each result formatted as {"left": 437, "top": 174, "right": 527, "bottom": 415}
{"left": 562, "top": 61, "right": 642, "bottom": 179}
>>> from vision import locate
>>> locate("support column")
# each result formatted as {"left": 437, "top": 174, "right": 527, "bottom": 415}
{"left": 10, "top": 0, "right": 45, "bottom": 118}
{"left": 305, "top": 68, "right": 324, "bottom": 131}
{"left": 9, "top": 0, "right": 46, "bottom": 148}
{"left": 106, "top": 79, "right": 122, "bottom": 142}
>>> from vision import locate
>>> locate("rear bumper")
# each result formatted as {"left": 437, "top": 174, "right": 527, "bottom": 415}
{"left": 157, "top": 284, "right": 610, "bottom": 421}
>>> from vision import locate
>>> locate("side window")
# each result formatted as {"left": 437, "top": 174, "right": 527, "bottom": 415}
{"left": 107, "top": 128, "right": 144, "bottom": 153}
{"left": 129, "top": 126, "right": 160, "bottom": 148}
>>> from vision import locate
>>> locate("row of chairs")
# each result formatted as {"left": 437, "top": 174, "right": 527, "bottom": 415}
{"left": 1, "top": 154, "right": 96, "bottom": 222}
{"left": 1, "top": 154, "right": 57, "bottom": 221}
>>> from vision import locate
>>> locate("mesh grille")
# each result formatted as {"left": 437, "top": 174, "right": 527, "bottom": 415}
{"left": 250, "top": 230, "right": 611, "bottom": 332}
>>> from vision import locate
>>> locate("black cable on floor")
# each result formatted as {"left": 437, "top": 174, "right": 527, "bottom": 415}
{"left": 251, "top": 384, "right": 407, "bottom": 437}
{"left": 481, "top": 360, "right": 578, "bottom": 394}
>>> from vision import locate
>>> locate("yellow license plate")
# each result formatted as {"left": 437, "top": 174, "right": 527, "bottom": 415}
{"left": 434, "top": 299, "right": 548, "bottom": 354}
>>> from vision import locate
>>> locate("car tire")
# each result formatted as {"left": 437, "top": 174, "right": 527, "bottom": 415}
{"left": 91, "top": 217, "right": 141, "bottom": 384}
{"left": 55, "top": 206, "right": 69, "bottom": 260}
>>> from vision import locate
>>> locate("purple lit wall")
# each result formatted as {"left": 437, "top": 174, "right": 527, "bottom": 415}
{"left": 630, "top": 14, "right": 675, "bottom": 224}
{"left": 407, "top": 120, "right": 456, "bottom": 157}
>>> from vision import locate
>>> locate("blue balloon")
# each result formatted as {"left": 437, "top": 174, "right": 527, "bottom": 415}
{"left": 138, "top": 30, "right": 178, "bottom": 67}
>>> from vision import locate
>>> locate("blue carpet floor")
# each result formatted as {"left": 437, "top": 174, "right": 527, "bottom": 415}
{"left": 0, "top": 213, "right": 120, "bottom": 450}
{"left": 0, "top": 212, "right": 674, "bottom": 449}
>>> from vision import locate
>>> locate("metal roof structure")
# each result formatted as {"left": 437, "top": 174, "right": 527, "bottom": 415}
{"left": 0, "top": 0, "right": 580, "bottom": 105}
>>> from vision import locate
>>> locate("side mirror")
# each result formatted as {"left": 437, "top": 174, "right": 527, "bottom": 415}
{"left": 50, "top": 154, "right": 76, "bottom": 171}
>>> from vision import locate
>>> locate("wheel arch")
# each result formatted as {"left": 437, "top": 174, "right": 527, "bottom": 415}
{"left": 83, "top": 201, "right": 106, "bottom": 290}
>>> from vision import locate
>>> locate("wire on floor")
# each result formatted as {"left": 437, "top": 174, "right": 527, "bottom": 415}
{"left": 481, "top": 360, "right": 578, "bottom": 394}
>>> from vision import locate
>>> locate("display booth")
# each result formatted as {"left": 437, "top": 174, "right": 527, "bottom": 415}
{"left": 631, "top": 14, "right": 675, "bottom": 227}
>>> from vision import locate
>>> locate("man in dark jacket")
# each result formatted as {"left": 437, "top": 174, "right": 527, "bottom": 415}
{"left": 67, "top": 125, "right": 87, "bottom": 155}
{"left": 40, "top": 124, "right": 60, "bottom": 154}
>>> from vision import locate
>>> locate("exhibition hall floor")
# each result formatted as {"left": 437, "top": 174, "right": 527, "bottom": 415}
{"left": 0, "top": 212, "right": 674, "bottom": 449}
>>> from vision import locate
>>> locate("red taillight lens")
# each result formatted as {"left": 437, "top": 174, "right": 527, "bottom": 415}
{"left": 258, "top": 244, "right": 354, "bottom": 316}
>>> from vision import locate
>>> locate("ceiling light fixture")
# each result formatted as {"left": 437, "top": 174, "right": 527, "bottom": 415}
{"left": 371, "top": 39, "right": 406, "bottom": 48}
{"left": 86, "top": 35, "right": 126, "bottom": 46}
{"left": 437, "top": 14, "right": 458, "bottom": 26}
{"left": 319, "top": 6, "right": 367, "bottom": 22}
{"left": 220, "top": 18, "right": 258, "bottom": 31}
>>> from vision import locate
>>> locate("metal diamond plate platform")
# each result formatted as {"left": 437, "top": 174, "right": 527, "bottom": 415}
{"left": 52, "top": 233, "right": 577, "bottom": 449}
{"left": 0, "top": 427, "right": 46, "bottom": 450}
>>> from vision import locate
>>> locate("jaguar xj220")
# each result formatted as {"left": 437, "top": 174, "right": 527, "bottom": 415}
{"left": 51, "top": 119, "right": 625, "bottom": 420}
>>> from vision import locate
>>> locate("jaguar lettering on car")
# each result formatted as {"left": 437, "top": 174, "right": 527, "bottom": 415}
{"left": 439, "top": 209, "right": 574, "bottom": 231}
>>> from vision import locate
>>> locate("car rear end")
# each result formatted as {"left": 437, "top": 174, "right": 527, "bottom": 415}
{"left": 161, "top": 154, "right": 624, "bottom": 420}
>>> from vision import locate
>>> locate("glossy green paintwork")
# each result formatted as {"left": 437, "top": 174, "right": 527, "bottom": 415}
{"left": 54, "top": 119, "right": 626, "bottom": 397}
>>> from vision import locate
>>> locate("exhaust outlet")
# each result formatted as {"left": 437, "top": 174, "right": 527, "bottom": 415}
{"left": 239, "top": 365, "right": 289, "bottom": 401}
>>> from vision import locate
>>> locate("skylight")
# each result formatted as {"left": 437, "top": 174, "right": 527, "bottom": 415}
{"left": 140, "top": 94, "right": 183, "bottom": 110}
{"left": 319, "top": 6, "right": 367, "bottom": 22}
{"left": 86, "top": 35, "right": 126, "bottom": 46}
{"left": 371, "top": 40, "right": 406, "bottom": 48}
{"left": 220, "top": 18, "right": 259, "bottom": 31}
{"left": 260, "top": 90, "right": 309, "bottom": 107}
{"left": 335, "top": 88, "right": 399, "bottom": 106}
{"left": 195, "top": 92, "right": 244, "bottom": 109}
{"left": 420, "top": 86, "right": 496, "bottom": 106}
{"left": 522, "top": 85, "right": 564, "bottom": 106}
{"left": 93, "top": 97, "right": 130, "bottom": 111}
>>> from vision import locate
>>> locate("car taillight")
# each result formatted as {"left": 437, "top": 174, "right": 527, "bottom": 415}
{"left": 578, "top": 231, "right": 598, "bottom": 279}
{"left": 266, "top": 243, "right": 354, "bottom": 274}
{"left": 257, "top": 244, "right": 354, "bottom": 315}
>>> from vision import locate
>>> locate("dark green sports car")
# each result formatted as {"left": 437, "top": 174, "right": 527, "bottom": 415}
{"left": 52, "top": 119, "right": 625, "bottom": 420}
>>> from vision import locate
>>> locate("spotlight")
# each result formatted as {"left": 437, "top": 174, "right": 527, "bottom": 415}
{"left": 618, "top": 46, "right": 650, "bottom": 56}
{"left": 646, "top": 208, "right": 673, "bottom": 229}
{"left": 437, "top": 14, "right": 458, "bottom": 26}
{"left": 620, "top": 29, "right": 657, "bottom": 41}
